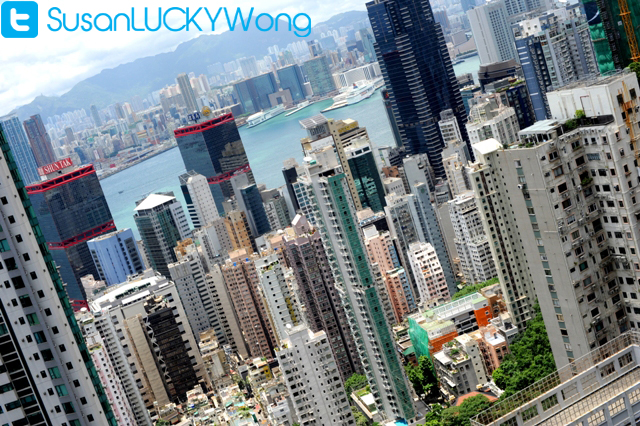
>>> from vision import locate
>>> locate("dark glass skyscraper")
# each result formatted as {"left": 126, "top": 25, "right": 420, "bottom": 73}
{"left": 277, "top": 65, "right": 306, "bottom": 102}
{"left": 23, "top": 114, "right": 56, "bottom": 167}
{"left": 233, "top": 73, "right": 278, "bottom": 114}
{"left": 367, "top": 0, "right": 470, "bottom": 177}
{"left": 174, "top": 113, "right": 255, "bottom": 212}
{"left": 302, "top": 56, "right": 336, "bottom": 96}
{"left": 26, "top": 165, "right": 115, "bottom": 305}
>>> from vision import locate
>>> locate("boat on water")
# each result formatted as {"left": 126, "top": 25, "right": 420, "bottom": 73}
{"left": 246, "top": 104, "right": 286, "bottom": 128}
{"left": 284, "top": 100, "right": 314, "bottom": 117}
{"left": 322, "top": 80, "right": 376, "bottom": 112}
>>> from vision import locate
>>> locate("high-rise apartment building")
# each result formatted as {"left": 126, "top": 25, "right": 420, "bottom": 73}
{"left": 283, "top": 214, "right": 362, "bottom": 381}
{"left": 345, "top": 138, "right": 386, "bottom": 213}
{"left": 296, "top": 153, "right": 415, "bottom": 421}
{"left": 367, "top": 0, "right": 469, "bottom": 177}
{"left": 278, "top": 325, "right": 356, "bottom": 425}
{"left": 76, "top": 311, "right": 137, "bottom": 425}
{"left": 224, "top": 210, "right": 255, "bottom": 253}
{"left": 91, "top": 272, "right": 206, "bottom": 408}
{"left": 363, "top": 225, "right": 416, "bottom": 322}
{"left": 221, "top": 249, "right": 277, "bottom": 359}
{"left": 514, "top": 4, "right": 599, "bottom": 121}
{"left": 449, "top": 192, "right": 497, "bottom": 284}
{"left": 0, "top": 127, "right": 117, "bottom": 425}
{"left": 179, "top": 170, "right": 220, "bottom": 229}
{"left": 23, "top": 114, "right": 56, "bottom": 168}
{"left": 255, "top": 252, "right": 300, "bottom": 341}
{"left": 87, "top": 228, "right": 145, "bottom": 286}
{"left": 133, "top": 193, "right": 190, "bottom": 277}
{"left": 261, "top": 188, "right": 292, "bottom": 231}
{"left": 276, "top": 65, "right": 306, "bottom": 102}
{"left": 168, "top": 240, "right": 216, "bottom": 340}
{"left": 192, "top": 219, "right": 234, "bottom": 260}
{"left": 485, "top": 77, "right": 537, "bottom": 131}
{"left": 27, "top": 162, "right": 114, "bottom": 305}
{"left": 466, "top": 94, "right": 521, "bottom": 146}
{"left": 467, "top": 1, "right": 518, "bottom": 65}
{"left": 468, "top": 71, "right": 640, "bottom": 367}
{"left": 174, "top": 113, "right": 255, "bottom": 212}
{"left": 0, "top": 114, "right": 39, "bottom": 184}
{"left": 302, "top": 56, "right": 336, "bottom": 96}
{"left": 407, "top": 241, "right": 451, "bottom": 308}
{"left": 238, "top": 56, "right": 259, "bottom": 78}
{"left": 177, "top": 73, "right": 199, "bottom": 114}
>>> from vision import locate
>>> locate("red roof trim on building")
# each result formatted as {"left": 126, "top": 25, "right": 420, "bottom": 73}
{"left": 207, "top": 164, "right": 251, "bottom": 185}
{"left": 26, "top": 165, "right": 96, "bottom": 194}
{"left": 173, "top": 113, "right": 235, "bottom": 137}
{"left": 47, "top": 220, "right": 116, "bottom": 250}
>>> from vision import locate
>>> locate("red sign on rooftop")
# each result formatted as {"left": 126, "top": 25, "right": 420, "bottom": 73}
{"left": 37, "top": 157, "right": 73, "bottom": 176}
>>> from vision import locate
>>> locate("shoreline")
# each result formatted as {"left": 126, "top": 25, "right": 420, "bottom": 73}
{"left": 98, "top": 144, "right": 177, "bottom": 181}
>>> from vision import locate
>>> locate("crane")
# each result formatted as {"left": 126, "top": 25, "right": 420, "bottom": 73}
{"left": 618, "top": 0, "right": 640, "bottom": 62}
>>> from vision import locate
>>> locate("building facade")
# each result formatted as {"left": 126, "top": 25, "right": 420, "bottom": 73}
{"left": 87, "top": 228, "right": 145, "bottom": 287}
{"left": 0, "top": 114, "right": 39, "bottom": 184}
{"left": 23, "top": 114, "right": 56, "bottom": 168}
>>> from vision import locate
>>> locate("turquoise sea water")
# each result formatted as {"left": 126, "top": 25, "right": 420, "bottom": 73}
{"left": 102, "top": 60, "right": 479, "bottom": 237}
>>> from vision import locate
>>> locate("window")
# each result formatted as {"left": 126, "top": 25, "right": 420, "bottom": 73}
{"left": 26, "top": 313, "right": 39, "bottom": 326}
{"left": 0, "top": 240, "right": 10, "bottom": 252}
{"left": 48, "top": 367, "right": 61, "bottom": 379}
{"left": 55, "top": 385, "right": 68, "bottom": 397}
{"left": 62, "top": 402, "right": 75, "bottom": 414}
{"left": 19, "top": 295, "right": 32, "bottom": 307}
{"left": 558, "top": 182, "right": 568, "bottom": 193}
{"left": 41, "top": 350, "right": 54, "bottom": 362}
{"left": 11, "top": 277, "right": 24, "bottom": 289}
{"left": 579, "top": 261, "right": 589, "bottom": 271}
{"left": 33, "top": 331, "right": 46, "bottom": 344}
{"left": 562, "top": 199, "right": 572, "bottom": 209}
{"left": 553, "top": 166, "right": 564, "bottom": 177}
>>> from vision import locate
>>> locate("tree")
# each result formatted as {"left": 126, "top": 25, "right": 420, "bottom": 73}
{"left": 351, "top": 406, "right": 369, "bottom": 426}
{"left": 441, "top": 395, "right": 492, "bottom": 426}
{"left": 406, "top": 356, "right": 439, "bottom": 402}
{"left": 629, "top": 62, "right": 640, "bottom": 84}
{"left": 345, "top": 373, "right": 368, "bottom": 396}
{"left": 492, "top": 304, "right": 556, "bottom": 398}
{"left": 453, "top": 278, "right": 499, "bottom": 301}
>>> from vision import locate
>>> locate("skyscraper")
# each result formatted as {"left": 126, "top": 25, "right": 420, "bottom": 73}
{"left": 177, "top": 72, "right": 199, "bottom": 114}
{"left": 302, "top": 56, "right": 336, "bottom": 96}
{"left": 367, "top": 0, "right": 469, "bottom": 177}
{"left": 283, "top": 214, "right": 362, "bottom": 382}
{"left": 87, "top": 228, "right": 145, "bottom": 286}
{"left": 233, "top": 73, "right": 279, "bottom": 114}
{"left": 276, "top": 65, "right": 306, "bottom": 102}
{"left": 133, "top": 193, "right": 190, "bottom": 277}
{"left": 0, "top": 114, "right": 39, "bottom": 185}
{"left": 297, "top": 153, "right": 415, "bottom": 420}
{"left": 469, "top": 71, "right": 640, "bottom": 367}
{"left": 231, "top": 173, "right": 271, "bottom": 237}
{"left": 90, "top": 104, "right": 102, "bottom": 127}
{"left": 179, "top": 170, "right": 220, "bottom": 229}
{"left": 467, "top": 0, "right": 518, "bottom": 65}
{"left": 27, "top": 161, "right": 115, "bottom": 305}
{"left": 0, "top": 126, "right": 117, "bottom": 425}
{"left": 220, "top": 249, "right": 277, "bottom": 359}
{"left": 174, "top": 113, "right": 255, "bottom": 212}
{"left": 23, "top": 114, "right": 56, "bottom": 167}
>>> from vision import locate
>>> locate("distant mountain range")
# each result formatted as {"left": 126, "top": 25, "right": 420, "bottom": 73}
{"left": 15, "top": 10, "right": 370, "bottom": 121}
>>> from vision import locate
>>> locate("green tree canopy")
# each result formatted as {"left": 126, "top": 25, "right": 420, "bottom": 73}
{"left": 629, "top": 62, "right": 640, "bottom": 83}
{"left": 406, "top": 356, "right": 439, "bottom": 402}
{"left": 492, "top": 305, "right": 556, "bottom": 398}
{"left": 345, "top": 373, "right": 368, "bottom": 396}
{"left": 418, "top": 396, "right": 492, "bottom": 426}
{"left": 453, "top": 278, "right": 499, "bottom": 301}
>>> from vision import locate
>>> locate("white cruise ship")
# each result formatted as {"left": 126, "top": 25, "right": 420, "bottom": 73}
{"left": 322, "top": 81, "right": 376, "bottom": 112}
{"left": 247, "top": 104, "right": 286, "bottom": 128}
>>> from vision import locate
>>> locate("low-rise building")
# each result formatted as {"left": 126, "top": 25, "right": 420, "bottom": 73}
{"left": 433, "top": 335, "right": 489, "bottom": 401}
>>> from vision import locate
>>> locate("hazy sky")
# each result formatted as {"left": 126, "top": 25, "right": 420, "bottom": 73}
{"left": 0, "top": 0, "right": 367, "bottom": 115}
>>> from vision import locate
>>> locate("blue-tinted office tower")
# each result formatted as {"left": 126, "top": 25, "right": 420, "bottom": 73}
{"left": 367, "top": 0, "right": 470, "bottom": 177}
{"left": 233, "top": 73, "right": 278, "bottom": 114}
{"left": 174, "top": 113, "right": 255, "bottom": 213}
{"left": 230, "top": 173, "right": 271, "bottom": 237}
{"left": 277, "top": 65, "right": 306, "bottom": 102}
{"left": 26, "top": 164, "right": 115, "bottom": 305}
{"left": 87, "top": 228, "right": 145, "bottom": 286}
{"left": 0, "top": 114, "right": 39, "bottom": 184}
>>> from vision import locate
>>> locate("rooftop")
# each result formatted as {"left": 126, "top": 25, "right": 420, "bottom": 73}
{"left": 134, "top": 193, "right": 175, "bottom": 211}
{"left": 90, "top": 272, "right": 169, "bottom": 313}
{"left": 472, "top": 331, "right": 640, "bottom": 425}
{"left": 473, "top": 138, "right": 502, "bottom": 156}
{"left": 299, "top": 114, "right": 327, "bottom": 129}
